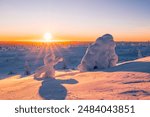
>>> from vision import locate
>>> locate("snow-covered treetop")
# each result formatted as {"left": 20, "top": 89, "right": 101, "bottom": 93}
{"left": 96, "top": 34, "right": 114, "bottom": 43}
{"left": 44, "top": 51, "right": 55, "bottom": 65}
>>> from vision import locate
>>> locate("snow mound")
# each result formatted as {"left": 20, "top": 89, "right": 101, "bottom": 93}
{"left": 105, "top": 56, "right": 150, "bottom": 73}
{"left": 78, "top": 34, "right": 118, "bottom": 71}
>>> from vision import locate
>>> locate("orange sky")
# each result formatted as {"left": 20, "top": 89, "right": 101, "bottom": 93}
{"left": 0, "top": 0, "right": 150, "bottom": 42}
{"left": 0, "top": 32, "right": 149, "bottom": 42}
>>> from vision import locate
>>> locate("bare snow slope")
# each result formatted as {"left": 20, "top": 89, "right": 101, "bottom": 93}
{"left": 0, "top": 57, "right": 150, "bottom": 100}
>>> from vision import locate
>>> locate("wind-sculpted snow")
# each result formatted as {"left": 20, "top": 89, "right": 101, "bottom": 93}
{"left": 78, "top": 34, "right": 118, "bottom": 71}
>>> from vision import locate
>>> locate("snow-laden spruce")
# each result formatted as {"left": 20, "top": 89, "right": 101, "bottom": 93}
{"left": 34, "top": 50, "right": 63, "bottom": 78}
{"left": 137, "top": 49, "right": 143, "bottom": 58}
{"left": 24, "top": 60, "right": 31, "bottom": 75}
{"left": 78, "top": 34, "right": 118, "bottom": 72}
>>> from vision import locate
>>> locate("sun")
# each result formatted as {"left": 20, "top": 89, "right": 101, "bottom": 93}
{"left": 43, "top": 32, "right": 53, "bottom": 42}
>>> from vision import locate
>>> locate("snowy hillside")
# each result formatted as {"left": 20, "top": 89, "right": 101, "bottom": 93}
{"left": 0, "top": 56, "right": 150, "bottom": 100}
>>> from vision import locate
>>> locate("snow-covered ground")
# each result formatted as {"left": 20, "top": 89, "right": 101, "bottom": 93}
{"left": 0, "top": 56, "right": 150, "bottom": 100}
{"left": 0, "top": 42, "right": 150, "bottom": 100}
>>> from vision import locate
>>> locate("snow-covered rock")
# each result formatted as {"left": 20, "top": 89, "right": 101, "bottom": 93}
{"left": 78, "top": 34, "right": 118, "bottom": 71}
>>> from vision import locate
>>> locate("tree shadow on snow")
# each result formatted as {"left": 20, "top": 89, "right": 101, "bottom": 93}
{"left": 36, "top": 78, "right": 78, "bottom": 100}
{"left": 103, "top": 62, "right": 150, "bottom": 73}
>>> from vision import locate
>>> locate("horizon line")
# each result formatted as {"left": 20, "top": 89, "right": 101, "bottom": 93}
{"left": 0, "top": 40, "right": 150, "bottom": 43}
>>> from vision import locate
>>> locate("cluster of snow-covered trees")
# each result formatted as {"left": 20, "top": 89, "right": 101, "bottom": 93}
{"left": 2, "top": 36, "right": 148, "bottom": 77}
{"left": 33, "top": 34, "right": 118, "bottom": 78}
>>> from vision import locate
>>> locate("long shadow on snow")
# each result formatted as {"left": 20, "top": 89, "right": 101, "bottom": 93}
{"left": 35, "top": 78, "right": 78, "bottom": 100}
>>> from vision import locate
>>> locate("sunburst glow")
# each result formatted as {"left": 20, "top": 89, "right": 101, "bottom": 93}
{"left": 43, "top": 32, "right": 53, "bottom": 42}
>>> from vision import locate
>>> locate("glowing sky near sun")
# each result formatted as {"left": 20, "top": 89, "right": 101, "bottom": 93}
{"left": 0, "top": 0, "right": 150, "bottom": 42}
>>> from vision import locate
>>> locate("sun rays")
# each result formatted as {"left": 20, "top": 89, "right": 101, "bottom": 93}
{"left": 43, "top": 32, "right": 53, "bottom": 42}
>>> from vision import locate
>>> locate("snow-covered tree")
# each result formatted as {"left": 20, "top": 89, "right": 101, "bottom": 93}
{"left": 137, "top": 49, "right": 143, "bottom": 58}
{"left": 78, "top": 34, "right": 118, "bottom": 72}
{"left": 24, "top": 60, "right": 31, "bottom": 75}
{"left": 62, "top": 60, "right": 68, "bottom": 69}
{"left": 34, "top": 50, "right": 63, "bottom": 78}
